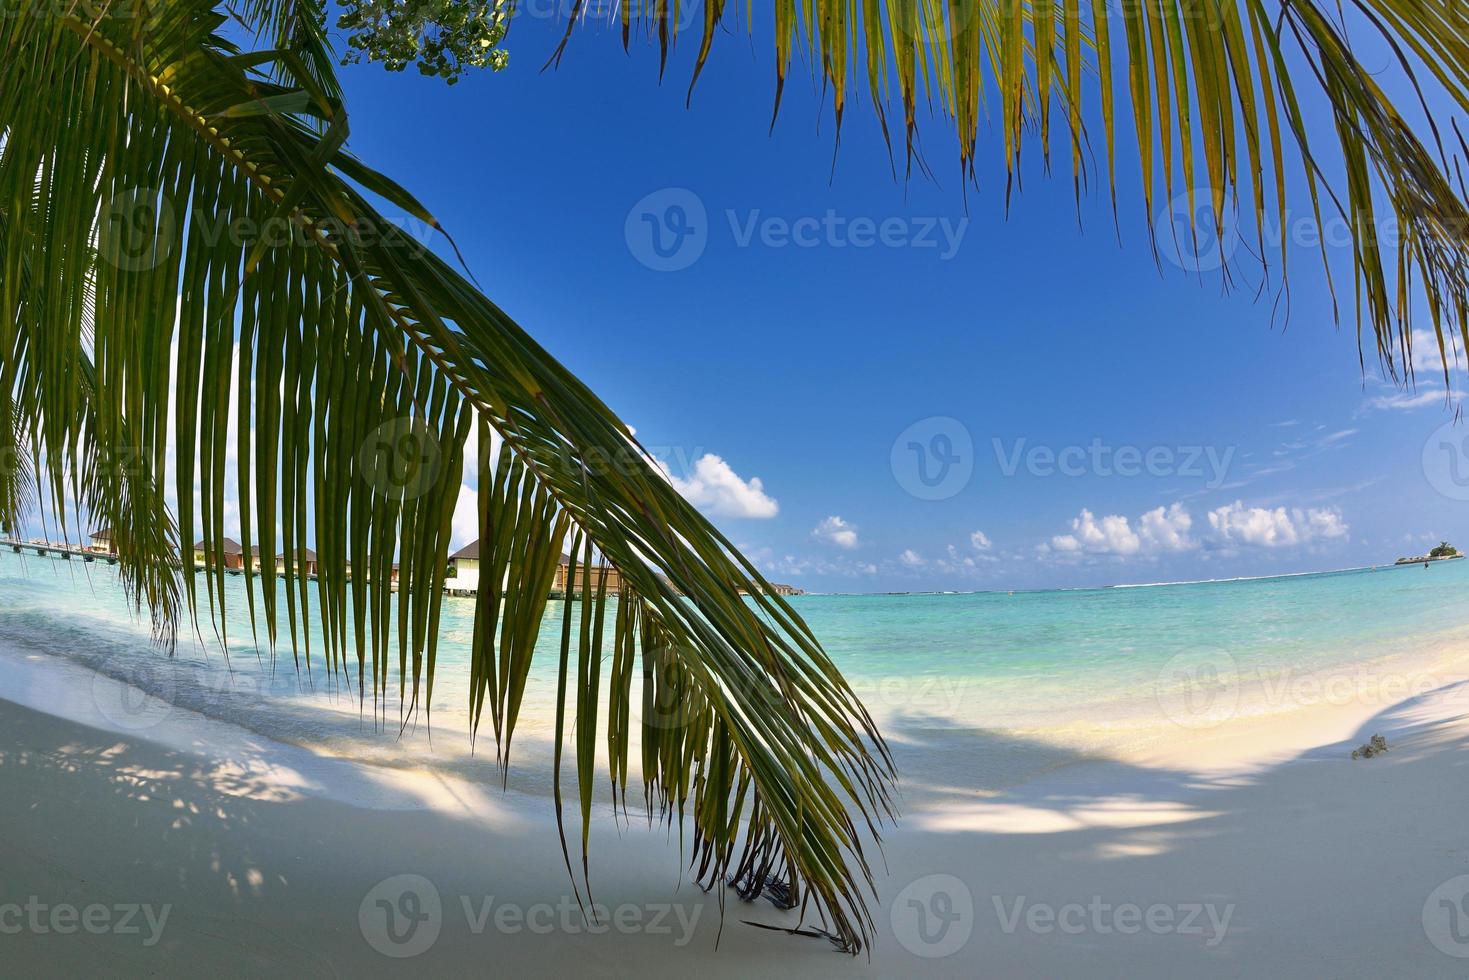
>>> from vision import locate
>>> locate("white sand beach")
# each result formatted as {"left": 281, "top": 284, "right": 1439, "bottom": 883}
{"left": 5, "top": 635, "right": 1469, "bottom": 978}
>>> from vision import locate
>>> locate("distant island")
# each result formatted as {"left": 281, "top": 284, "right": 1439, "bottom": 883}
{"left": 1395, "top": 542, "right": 1463, "bottom": 565}
{"left": 737, "top": 583, "right": 805, "bottom": 597}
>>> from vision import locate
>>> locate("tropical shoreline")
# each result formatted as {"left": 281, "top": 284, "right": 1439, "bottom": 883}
{"left": 5, "top": 629, "right": 1469, "bottom": 976}
{"left": 4, "top": 552, "right": 1469, "bottom": 803}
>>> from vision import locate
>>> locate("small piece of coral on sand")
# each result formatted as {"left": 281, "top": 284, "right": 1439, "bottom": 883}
{"left": 1351, "top": 734, "right": 1390, "bottom": 760}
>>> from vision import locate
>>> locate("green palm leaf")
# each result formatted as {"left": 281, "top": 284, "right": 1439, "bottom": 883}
{"left": 363, "top": 0, "right": 1469, "bottom": 379}
{"left": 0, "top": 2, "right": 893, "bottom": 953}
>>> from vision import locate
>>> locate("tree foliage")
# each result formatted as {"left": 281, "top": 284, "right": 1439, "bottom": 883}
{"left": 352, "top": 0, "right": 1469, "bottom": 387}
{"left": 338, "top": 0, "right": 511, "bottom": 81}
{"left": 0, "top": 0, "right": 891, "bottom": 952}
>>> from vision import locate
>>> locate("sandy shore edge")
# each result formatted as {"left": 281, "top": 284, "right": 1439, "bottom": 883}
{"left": 3, "top": 644, "right": 1469, "bottom": 977}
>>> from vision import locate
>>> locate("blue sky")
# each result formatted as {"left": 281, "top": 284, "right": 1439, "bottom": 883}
{"left": 317, "top": 14, "right": 1468, "bottom": 592}
{"left": 22, "top": 13, "right": 1455, "bottom": 593}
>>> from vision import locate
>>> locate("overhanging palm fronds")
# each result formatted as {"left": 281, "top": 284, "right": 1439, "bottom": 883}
{"left": 533, "top": 0, "right": 1467, "bottom": 384}
{"left": 0, "top": 2, "right": 893, "bottom": 953}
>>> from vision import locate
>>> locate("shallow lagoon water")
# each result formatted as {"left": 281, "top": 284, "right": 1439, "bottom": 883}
{"left": 2, "top": 550, "right": 1465, "bottom": 793}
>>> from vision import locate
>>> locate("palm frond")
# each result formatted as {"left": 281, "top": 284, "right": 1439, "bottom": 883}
{"left": 550, "top": 0, "right": 1469, "bottom": 381}
{"left": 0, "top": 2, "right": 892, "bottom": 953}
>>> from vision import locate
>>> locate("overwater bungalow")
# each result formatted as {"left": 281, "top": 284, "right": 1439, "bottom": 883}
{"left": 443, "top": 541, "right": 624, "bottom": 596}
{"left": 192, "top": 538, "right": 245, "bottom": 570}
{"left": 444, "top": 540, "right": 482, "bottom": 594}
{"left": 554, "top": 553, "right": 622, "bottom": 595}
{"left": 274, "top": 548, "right": 318, "bottom": 577}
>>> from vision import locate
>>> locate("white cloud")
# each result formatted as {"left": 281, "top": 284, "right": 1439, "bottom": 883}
{"left": 945, "top": 544, "right": 977, "bottom": 568}
{"left": 1137, "top": 503, "right": 1194, "bottom": 552}
{"left": 749, "top": 547, "right": 879, "bottom": 579}
{"left": 1206, "top": 500, "right": 1348, "bottom": 548}
{"left": 1051, "top": 508, "right": 1142, "bottom": 556}
{"left": 1046, "top": 499, "right": 1346, "bottom": 560}
{"left": 450, "top": 484, "right": 479, "bottom": 551}
{"left": 970, "top": 530, "right": 992, "bottom": 551}
{"left": 812, "top": 515, "right": 859, "bottom": 550}
{"left": 1408, "top": 328, "right": 1466, "bottom": 377}
{"left": 1301, "top": 508, "right": 1350, "bottom": 540}
{"left": 663, "top": 454, "right": 778, "bottom": 519}
{"left": 1365, "top": 388, "right": 1451, "bottom": 412}
{"left": 899, "top": 549, "right": 925, "bottom": 567}
{"left": 460, "top": 422, "right": 504, "bottom": 489}
{"left": 1361, "top": 330, "right": 1465, "bottom": 412}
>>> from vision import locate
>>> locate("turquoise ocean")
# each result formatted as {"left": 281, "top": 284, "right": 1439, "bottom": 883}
{"left": 2, "top": 549, "right": 1467, "bottom": 794}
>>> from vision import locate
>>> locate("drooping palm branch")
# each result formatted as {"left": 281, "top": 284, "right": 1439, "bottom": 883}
{"left": 535, "top": 0, "right": 1469, "bottom": 384}
{"left": 0, "top": 1, "right": 893, "bottom": 953}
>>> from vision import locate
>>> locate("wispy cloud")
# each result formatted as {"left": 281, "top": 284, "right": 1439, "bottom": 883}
{"left": 1359, "top": 330, "right": 1465, "bottom": 413}
{"left": 811, "top": 515, "right": 859, "bottom": 549}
